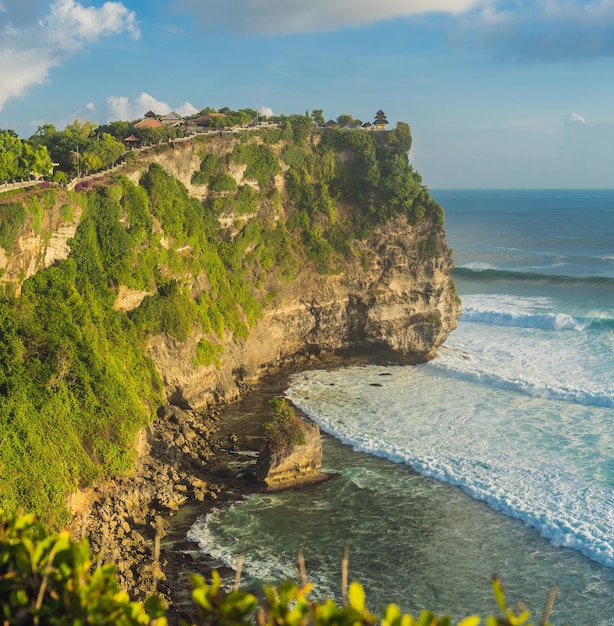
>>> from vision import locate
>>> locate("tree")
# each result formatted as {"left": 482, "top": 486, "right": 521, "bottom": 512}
{"left": 135, "top": 126, "right": 167, "bottom": 144}
{"left": 312, "top": 109, "right": 325, "bottom": 126}
{"left": 0, "top": 131, "right": 53, "bottom": 181}
{"left": 94, "top": 133, "right": 125, "bottom": 166}
{"left": 388, "top": 121, "right": 412, "bottom": 153}
{"left": 337, "top": 113, "right": 355, "bottom": 128}
{"left": 286, "top": 114, "right": 312, "bottom": 144}
{"left": 19, "top": 142, "right": 53, "bottom": 178}
{"left": 0, "top": 131, "right": 21, "bottom": 180}
{"left": 97, "top": 120, "right": 132, "bottom": 141}
{"left": 80, "top": 151, "right": 103, "bottom": 175}
{"left": 64, "top": 119, "right": 97, "bottom": 143}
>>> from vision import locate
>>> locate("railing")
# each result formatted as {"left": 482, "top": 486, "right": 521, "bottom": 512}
{"left": 0, "top": 123, "right": 284, "bottom": 195}
{"left": 0, "top": 178, "right": 49, "bottom": 194}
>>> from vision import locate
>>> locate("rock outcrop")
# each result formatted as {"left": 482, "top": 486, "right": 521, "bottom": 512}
{"left": 255, "top": 417, "right": 328, "bottom": 490}
{"left": 0, "top": 195, "right": 81, "bottom": 295}
{"left": 67, "top": 405, "right": 225, "bottom": 601}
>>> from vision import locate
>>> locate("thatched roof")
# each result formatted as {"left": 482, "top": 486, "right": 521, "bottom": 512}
{"left": 134, "top": 118, "right": 164, "bottom": 128}
{"left": 374, "top": 110, "right": 388, "bottom": 126}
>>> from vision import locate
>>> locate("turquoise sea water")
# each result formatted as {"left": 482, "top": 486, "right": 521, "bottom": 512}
{"left": 189, "top": 190, "right": 614, "bottom": 624}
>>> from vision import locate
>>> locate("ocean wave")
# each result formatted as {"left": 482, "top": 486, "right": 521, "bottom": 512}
{"left": 460, "top": 308, "right": 601, "bottom": 331}
{"left": 285, "top": 369, "right": 614, "bottom": 570}
{"left": 187, "top": 506, "right": 299, "bottom": 585}
{"left": 290, "top": 399, "right": 614, "bottom": 570}
{"left": 453, "top": 266, "right": 614, "bottom": 288}
{"left": 432, "top": 351, "right": 614, "bottom": 408}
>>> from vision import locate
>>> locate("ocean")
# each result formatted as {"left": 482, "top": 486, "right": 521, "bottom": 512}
{"left": 188, "top": 189, "right": 614, "bottom": 624}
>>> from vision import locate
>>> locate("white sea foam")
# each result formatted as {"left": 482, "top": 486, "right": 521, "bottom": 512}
{"left": 434, "top": 345, "right": 614, "bottom": 408}
{"left": 187, "top": 505, "right": 299, "bottom": 585}
{"left": 285, "top": 359, "right": 614, "bottom": 569}
{"left": 460, "top": 308, "right": 590, "bottom": 331}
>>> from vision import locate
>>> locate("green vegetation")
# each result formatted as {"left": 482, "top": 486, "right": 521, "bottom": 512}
{"left": 0, "top": 202, "right": 27, "bottom": 253}
{"left": 262, "top": 398, "right": 306, "bottom": 454}
{"left": 0, "top": 191, "right": 61, "bottom": 254}
{"left": 0, "top": 115, "right": 451, "bottom": 527}
{"left": 194, "top": 339, "right": 224, "bottom": 368}
{"left": 28, "top": 120, "right": 125, "bottom": 178}
{"left": 0, "top": 511, "right": 554, "bottom": 626}
{"left": 191, "top": 152, "right": 227, "bottom": 186}
{"left": 0, "top": 130, "right": 52, "bottom": 182}
{"left": 0, "top": 200, "right": 164, "bottom": 525}
{"left": 230, "top": 142, "right": 281, "bottom": 189}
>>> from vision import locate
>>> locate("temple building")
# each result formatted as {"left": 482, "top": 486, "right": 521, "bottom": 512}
{"left": 374, "top": 110, "right": 388, "bottom": 130}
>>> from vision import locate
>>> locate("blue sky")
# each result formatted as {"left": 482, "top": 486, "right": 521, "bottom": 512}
{"left": 1, "top": 0, "right": 614, "bottom": 188}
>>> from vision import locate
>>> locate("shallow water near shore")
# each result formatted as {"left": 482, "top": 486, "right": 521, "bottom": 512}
{"left": 188, "top": 190, "right": 614, "bottom": 624}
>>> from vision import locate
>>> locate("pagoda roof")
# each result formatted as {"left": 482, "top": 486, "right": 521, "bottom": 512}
{"left": 374, "top": 109, "right": 389, "bottom": 126}
{"left": 144, "top": 110, "right": 158, "bottom": 118}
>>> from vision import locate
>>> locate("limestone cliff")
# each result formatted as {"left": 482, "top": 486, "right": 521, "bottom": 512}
{"left": 0, "top": 124, "right": 460, "bottom": 526}
{"left": 149, "top": 212, "right": 459, "bottom": 409}
{"left": 127, "top": 129, "right": 461, "bottom": 409}
{"left": 0, "top": 191, "right": 82, "bottom": 295}
{"left": 0, "top": 131, "right": 459, "bottom": 413}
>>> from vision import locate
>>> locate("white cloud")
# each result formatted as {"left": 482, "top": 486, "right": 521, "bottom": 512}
{"left": 42, "top": 0, "right": 139, "bottom": 49}
{"left": 168, "top": 0, "right": 614, "bottom": 60}
{"left": 170, "top": 0, "right": 488, "bottom": 35}
{"left": 461, "top": 1, "right": 614, "bottom": 60}
{"left": 559, "top": 113, "right": 614, "bottom": 170}
{"left": 260, "top": 106, "right": 274, "bottom": 118}
{"left": 105, "top": 92, "right": 198, "bottom": 122}
{"left": 0, "top": 0, "right": 139, "bottom": 112}
{"left": 176, "top": 101, "right": 199, "bottom": 117}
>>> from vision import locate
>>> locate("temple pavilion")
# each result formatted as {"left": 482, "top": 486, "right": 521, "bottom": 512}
{"left": 374, "top": 110, "right": 389, "bottom": 129}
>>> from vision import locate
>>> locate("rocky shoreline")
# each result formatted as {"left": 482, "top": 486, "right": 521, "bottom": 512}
{"left": 67, "top": 355, "right": 361, "bottom": 623}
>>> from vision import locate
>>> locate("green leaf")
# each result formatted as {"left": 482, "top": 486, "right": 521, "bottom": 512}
{"left": 348, "top": 581, "right": 365, "bottom": 612}
{"left": 492, "top": 577, "right": 507, "bottom": 613}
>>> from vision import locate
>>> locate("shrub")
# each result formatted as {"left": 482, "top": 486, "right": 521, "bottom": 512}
{"left": 0, "top": 512, "right": 552, "bottom": 626}
{"left": 193, "top": 338, "right": 224, "bottom": 368}
{"left": 209, "top": 173, "right": 237, "bottom": 192}
{"left": 192, "top": 153, "right": 226, "bottom": 186}
{"left": 262, "top": 397, "right": 306, "bottom": 455}
{"left": 0, "top": 201, "right": 27, "bottom": 253}
{"left": 281, "top": 144, "right": 307, "bottom": 169}
{"left": 231, "top": 143, "right": 281, "bottom": 189}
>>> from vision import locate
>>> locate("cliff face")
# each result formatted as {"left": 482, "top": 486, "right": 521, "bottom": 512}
{"left": 149, "top": 213, "right": 459, "bottom": 409}
{"left": 0, "top": 134, "right": 460, "bottom": 413}
{"left": 0, "top": 194, "right": 82, "bottom": 295}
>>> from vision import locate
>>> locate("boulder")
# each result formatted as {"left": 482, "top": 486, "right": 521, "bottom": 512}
{"left": 255, "top": 418, "right": 330, "bottom": 490}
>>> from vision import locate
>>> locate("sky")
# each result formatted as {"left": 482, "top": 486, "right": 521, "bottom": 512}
{"left": 1, "top": 1, "right": 614, "bottom": 188}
